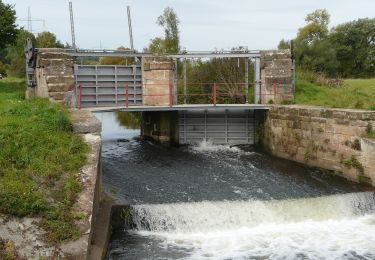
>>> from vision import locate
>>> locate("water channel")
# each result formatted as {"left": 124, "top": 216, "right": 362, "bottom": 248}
{"left": 96, "top": 112, "right": 375, "bottom": 260}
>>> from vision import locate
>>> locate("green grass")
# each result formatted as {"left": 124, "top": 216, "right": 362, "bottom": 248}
{"left": 294, "top": 78, "right": 375, "bottom": 110}
{"left": 0, "top": 78, "right": 88, "bottom": 242}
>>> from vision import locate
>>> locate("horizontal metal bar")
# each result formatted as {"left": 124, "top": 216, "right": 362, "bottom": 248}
{"left": 63, "top": 49, "right": 261, "bottom": 58}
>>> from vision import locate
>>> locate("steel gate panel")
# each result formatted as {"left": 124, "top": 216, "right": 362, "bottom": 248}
{"left": 179, "top": 110, "right": 255, "bottom": 145}
{"left": 74, "top": 64, "right": 142, "bottom": 107}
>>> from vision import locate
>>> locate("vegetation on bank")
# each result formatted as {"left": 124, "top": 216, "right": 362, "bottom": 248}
{"left": 0, "top": 238, "right": 22, "bottom": 260}
{"left": 0, "top": 78, "right": 88, "bottom": 242}
{"left": 293, "top": 76, "right": 375, "bottom": 110}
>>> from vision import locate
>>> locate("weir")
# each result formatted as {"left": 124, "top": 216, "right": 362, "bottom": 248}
{"left": 99, "top": 112, "right": 375, "bottom": 259}
{"left": 26, "top": 47, "right": 288, "bottom": 145}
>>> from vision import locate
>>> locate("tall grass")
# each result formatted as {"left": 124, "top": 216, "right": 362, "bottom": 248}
{"left": 0, "top": 78, "right": 88, "bottom": 242}
{"left": 294, "top": 74, "right": 375, "bottom": 110}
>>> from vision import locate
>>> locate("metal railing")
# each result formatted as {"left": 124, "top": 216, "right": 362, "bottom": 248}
{"left": 77, "top": 81, "right": 294, "bottom": 109}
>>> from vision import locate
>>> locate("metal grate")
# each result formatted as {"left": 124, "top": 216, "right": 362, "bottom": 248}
{"left": 179, "top": 110, "right": 256, "bottom": 145}
{"left": 74, "top": 64, "right": 142, "bottom": 107}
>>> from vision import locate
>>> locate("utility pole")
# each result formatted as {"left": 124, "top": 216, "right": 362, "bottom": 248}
{"left": 127, "top": 6, "right": 134, "bottom": 50}
{"left": 18, "top": 7, "right": 45, "bottom": 35}
{"left": 69, "top": 2, "right": 76, "bottom": 49}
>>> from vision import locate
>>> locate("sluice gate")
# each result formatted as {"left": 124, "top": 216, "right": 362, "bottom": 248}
{"left": 178, "top": 110, "right": 256, "bottom": 145}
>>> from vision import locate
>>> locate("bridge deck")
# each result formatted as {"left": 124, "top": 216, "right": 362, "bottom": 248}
{"left": 84, "top": 104, "right": 270, "bottom": 113}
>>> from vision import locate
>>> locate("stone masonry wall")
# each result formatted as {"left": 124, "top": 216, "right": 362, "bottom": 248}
{"left": 29, "top": 49, "right": 75, "bottom": 106}
{"left": 260, "top": 51, "right": 293, "bottom": 104}
{"left": 262, "top": 105, "right": 375, "bottom": 186}
{"left": 142, "top": 57, "right": 176, "bottom": 106}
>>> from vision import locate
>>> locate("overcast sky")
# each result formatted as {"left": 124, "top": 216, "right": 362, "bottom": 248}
{"left": 4, "top": 0, "right": 375, "bottom": 51}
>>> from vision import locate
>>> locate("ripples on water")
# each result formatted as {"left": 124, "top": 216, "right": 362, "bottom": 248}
{"left": 96, "top": 112, "right": 375, "bottom": 260}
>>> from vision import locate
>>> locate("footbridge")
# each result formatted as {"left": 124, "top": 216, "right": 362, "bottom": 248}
{"left": 25, "top": 45, "right": 294, "bottom": 145}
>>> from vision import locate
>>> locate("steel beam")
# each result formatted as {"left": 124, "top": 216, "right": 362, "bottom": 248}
{"left": 254, "top": 57, "right": 261, "bottom": 104}
{"left": 60, "top": 49, "right": 261, "bottom": 58}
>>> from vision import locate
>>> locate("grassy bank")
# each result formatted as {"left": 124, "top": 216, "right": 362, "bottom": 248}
{"left": 294, "top": 77, "right": 375, "bottom": 110}
{"left": 0, "top": 78, "right": 88, "bottom": 242}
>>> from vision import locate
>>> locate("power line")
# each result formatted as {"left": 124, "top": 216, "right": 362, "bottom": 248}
{"left": 18, "top": 7, "right": 45, "bottom": 34}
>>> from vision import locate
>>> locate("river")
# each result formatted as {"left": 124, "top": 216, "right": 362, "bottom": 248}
{"left": 96, "top": 112, "right": 375, "bottom": 260}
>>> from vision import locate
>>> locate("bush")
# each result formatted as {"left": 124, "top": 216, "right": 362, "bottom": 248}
{"left": 297, "top": 70, "right": 344, "bottom": 88}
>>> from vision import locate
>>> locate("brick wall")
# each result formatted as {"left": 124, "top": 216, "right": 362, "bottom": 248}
{"left": 262, "top": 105, "right": 375, "bottom": 186}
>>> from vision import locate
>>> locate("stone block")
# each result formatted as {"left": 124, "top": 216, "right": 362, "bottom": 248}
{"left": 70, "top": 110, "right": 102, "bottom": 134}
{"left": 48, "top": 83, "right": 72, "bottom": 92}
{"left": 49, "top": 92, "right": 66, "bottom": 100}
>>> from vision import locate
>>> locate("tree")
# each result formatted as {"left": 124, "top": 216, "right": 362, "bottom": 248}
{"left": 278, "top": 39, "right": 290, "bottom": 50}
{"left": 147, "top": 7, "right": 180, "bottom": 54}
{"left": 294, "top": 9, "right": 338, "bottom": 75}
{"left": 35, "top": 31, "right": 64, "bottom": 48}
{"left": 7, "top": 30, "right": 35, "bottom": 77}
{"left": 147, "top": 37, "right": 165, "bottom": 54}
{"left": 157, "top": 7, "right": 180, "bottom": 53}
{"left": 100, "top": 46, "right": 134, "bottom": 65}
{"left": 330, "top": 18, "right": 375, "bottom": 77}
{"left": 0, "top": 1, "right": 18, "bottom": 50}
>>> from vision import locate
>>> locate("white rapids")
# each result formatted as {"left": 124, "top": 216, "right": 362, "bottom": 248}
{"left": 129, "top": 192, "right": 375, "bottom": 260}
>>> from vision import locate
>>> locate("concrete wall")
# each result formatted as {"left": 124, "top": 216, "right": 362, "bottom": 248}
{"left": 262, "top": 105, "right": 375, "bottom": 186}
{"left": 142, "top": 57, "right": 176, "bottom": 106}
{"left": 60, "top": 110, "right": 102, "bottom": 258}
{"left": 260, "top": 51, "right": 293, "bottom": 104}
{"left": 27, "top": 49, "right": 75, "bottom": 106}
{"left": 141, "top": 111, "right": 179, "bottom": 145}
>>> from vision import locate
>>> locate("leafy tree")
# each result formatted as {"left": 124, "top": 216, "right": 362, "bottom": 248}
{"left": 100, "top": 46, "right": 134, "bottom": 65}
{"left": 157, "top": 7, "right": 180, "bottom": 53}
{"left": 35, "top": 31, "right": 64, "bottom": 48}
{"left": 7, "top": 30, "right": 35, "bottom": 77}
{"left": 147, "top": 37, "right": 165, "bottom": 54}
{"left": 330, "top": 18, "right": 375, "bottom": 77}
{"left": 147, "top": 7, "right": 180, "bottom": 54}
{"left": 0, "top": 1, "right": 18, "bottom": 50}
{"left": 293, "top": 9, "right": 338, "bottom": 75}
{"left": 278, "top": 39, "right": 290, "bottom": 50}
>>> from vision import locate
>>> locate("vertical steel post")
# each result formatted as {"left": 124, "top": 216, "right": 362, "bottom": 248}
{"left": 245, "top": 57, "right": 249, "bottom": 104}
{"left": 125, "top": 84, "right": 129, "bottom": 108}
{"left": 254, "top": 58, "right": 261, "bottom": 104}
{"left": 78, "top": 84, "right": 82, "bottom": 109}
{"left": 213, "top": 81, "right": 217, "bottom": 106}
{"left": 183, "top": 58, "right": 187, "bottom": 104}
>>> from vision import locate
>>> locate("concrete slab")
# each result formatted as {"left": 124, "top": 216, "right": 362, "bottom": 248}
{"left": 83, "top": 104, "right": 270, "bottom": 113}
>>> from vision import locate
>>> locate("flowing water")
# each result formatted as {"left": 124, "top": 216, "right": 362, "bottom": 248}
{"left": 97, "top": 112, "right": 375, "bottom": 260}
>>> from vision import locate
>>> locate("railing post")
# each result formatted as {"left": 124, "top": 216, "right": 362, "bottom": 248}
{"left": 169, "top": 82, "right": 173, "bottom": 107}
{"left": 213, "top": 81, "right": 217, "bottom": 106}
{"left": 125, "top": 84, "right": 129, "bottom": 108}
{"left": 78, "top": 84, "right": 82, "bottom": 109}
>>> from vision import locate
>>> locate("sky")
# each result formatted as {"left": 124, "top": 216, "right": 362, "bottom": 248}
{"left": 4, "top": 0, "right": 375, "bottom": 51}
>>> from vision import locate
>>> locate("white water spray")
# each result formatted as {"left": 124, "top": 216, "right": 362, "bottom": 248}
{"left": 128, "top": 192, "right": 375, "bottom": 259}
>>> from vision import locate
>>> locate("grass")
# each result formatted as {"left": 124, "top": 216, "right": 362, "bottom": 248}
{"left": 0, "top": 238, "right": 23, "bottom": 260}
{"left": 294, "top": 77, "right": 375, "bottom": 110}
{"left": 0, "top": 78, "right": 88, "bottom": 243}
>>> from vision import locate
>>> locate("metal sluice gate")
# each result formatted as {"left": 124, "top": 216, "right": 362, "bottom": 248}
{"left": 74, "top": 64, "right": 142, "bottom": 108}
{"left": 178, "top": 110, "right": 257, "bottom": 145}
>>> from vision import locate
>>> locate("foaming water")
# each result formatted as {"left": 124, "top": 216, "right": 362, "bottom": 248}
{"left": 131, "top": 192, "right": 375, "bottom": 232}
{"left": 97, "top": 112, "right": 375, "bottom": 259}
{"left": 115, "top": 193, "right": 375, "bottom": 260}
